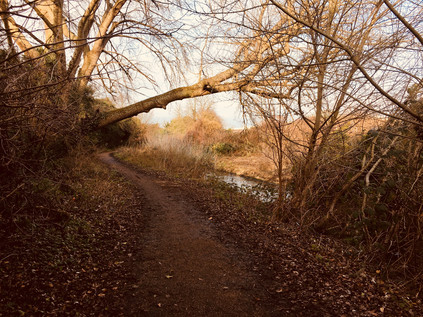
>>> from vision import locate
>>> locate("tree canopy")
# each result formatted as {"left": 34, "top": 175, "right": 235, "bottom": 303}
{"left": 1, "top": 0, "right": 422, "bottom": 128}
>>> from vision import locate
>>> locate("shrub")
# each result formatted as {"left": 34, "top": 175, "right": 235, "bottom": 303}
{"left": 164, "top": 107, "right": 224, "bottom": 145}
{"left": 290, "top": 115, "right": 423, "bottom": 286}
{"left": 211, "top": 142, "right": 235, "bottom": 155}
{"left": 0, "top": 50, "right": 145, "bottom": 225}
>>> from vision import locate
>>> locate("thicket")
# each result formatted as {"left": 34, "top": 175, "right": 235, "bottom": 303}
{"left": 0, "top": 51, "right": 142, "bottom": 226}
{"left": 212, "top": 128, "right": 262, "bottom": 156}
{"left": 286, "top": 92, "right": 423, "bottom": 286}
{"left": 164, "top": 106, "right": 223, "bottom": 145}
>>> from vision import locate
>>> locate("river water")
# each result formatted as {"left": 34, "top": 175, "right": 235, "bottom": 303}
{"left": 206, "top": 172, "right": 278, "bottom": 203}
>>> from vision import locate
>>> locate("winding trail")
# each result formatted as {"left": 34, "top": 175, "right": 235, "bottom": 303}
{"left": 99, "top": 153, "right": 274, "bottom": 316}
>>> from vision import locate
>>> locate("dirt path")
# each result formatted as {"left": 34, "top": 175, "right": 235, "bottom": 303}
{"left": 99, "top": 153, "right": 275, "bottom": 316}
{"left": 98, "top": 153, "right": 421, "bottom": 317}
{"left": 1, "top": 152, "right": 416, "bottom": 315}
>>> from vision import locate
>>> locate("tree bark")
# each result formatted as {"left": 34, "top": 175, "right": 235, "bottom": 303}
{"left": 78, "top": 0, "right": 127, "bottom": 87}
{"left": 0, "top": 0, "right": 40, "bottom": 59}
{"left": 97, "top": 78, "right": 250, "bottom": 128}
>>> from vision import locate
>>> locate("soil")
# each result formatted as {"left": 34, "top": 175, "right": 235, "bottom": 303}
{"left": 98, "top": 153, "right": 420, "bottom": 316}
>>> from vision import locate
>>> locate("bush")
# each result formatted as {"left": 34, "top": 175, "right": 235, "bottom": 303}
{"left": 164, "top": 107, "right": 223, "bottom": 145}
{"left": 291, "top": 114, "right": 423, "bottom": 286}
{"left": 211, "top": 142, "right": 235, "bottom": 155}
{"left": 0, "top": 50, "right": 144, "bottom": 225}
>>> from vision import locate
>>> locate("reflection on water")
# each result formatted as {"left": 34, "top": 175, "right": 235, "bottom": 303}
{"left": 206, "top": 172, "right": 277, "bottom": 203}
{"left": 220, "top": 174, "right": 262, "bottom": 188}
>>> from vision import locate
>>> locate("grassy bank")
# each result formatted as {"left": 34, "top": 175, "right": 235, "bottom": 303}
{"left": 116, "top": 130, "right": 279, "bottom": 183}
{"left": 0, "top": 151, "right": 145, "bottom": 315}
{"left": 116, "top": 136, "right": 215, "bottom": 179}
{"left": 215, "top": 154, "right": 278, "bottom": 182}
{"left": 115, "top": 140, "right": 276, "bottom": 224}
{"left": 113, "top": 144, "right": 422, "bottom": 314}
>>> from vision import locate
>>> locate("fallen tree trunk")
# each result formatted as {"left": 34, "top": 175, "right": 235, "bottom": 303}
{"left": 98, "top": 82, "right": 211, "bottom": 128}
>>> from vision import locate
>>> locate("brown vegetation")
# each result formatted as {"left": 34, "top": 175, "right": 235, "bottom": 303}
{"left": 1, "top": 0, "right": 423, "bottom": 311}
{"left": 0, "top": 152, "right": 145, "bottom": 315}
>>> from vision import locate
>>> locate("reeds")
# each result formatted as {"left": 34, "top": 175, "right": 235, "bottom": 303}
{"left": 118, "top": 135, "right": 215, "bottom": 178}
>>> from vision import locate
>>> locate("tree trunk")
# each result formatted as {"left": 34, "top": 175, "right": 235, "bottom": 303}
{"left": 78, "top": 0, "right": 127, "bottom": 87}
{"left": 98, "top": 83, "right": 213, "bottom": 128}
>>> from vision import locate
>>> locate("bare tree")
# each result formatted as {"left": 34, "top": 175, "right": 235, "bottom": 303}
{"left": 0, "top": 0, "right": 301, "bottom": 131}
{"left": 0, "top": 0, "right": 184, "bottom": 91}
{"left": 2, "top": 1, "right": 422, "bottom": 130}
{"left": 270, "top": 0, "right": 423, "bottom": 125}
{"left": 209, "top": 0, "right": 392, "bottom": 218}
{"left": 97, "top": 1, "right": 300, "bottom": 127}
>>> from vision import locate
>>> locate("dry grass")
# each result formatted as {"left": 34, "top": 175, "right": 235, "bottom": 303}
{"left": 1, "top": 149, "right": 137, "bottom": 234}
{"left": 0, "top": 150, "right": 143, "bottom": 315}
{"left": 216, "top": 154, "right": 277, "bottom": 182}
{"left": 116, "top": 135, "right": 215, "bottom": 178}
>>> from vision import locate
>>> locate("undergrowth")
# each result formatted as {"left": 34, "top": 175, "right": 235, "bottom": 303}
{"left": 206, "top": 177, "right": 274, "bottom": 224}
{"left": 116, "top": 144, "right": 274, "bottom": 225}
{"left": 116, "top": 136, "right": 215, "bottom": 178}
{"left": 0, "top": 151, "right": 140, "bottom": 315}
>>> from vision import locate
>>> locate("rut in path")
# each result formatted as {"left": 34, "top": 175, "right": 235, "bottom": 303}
{"left": 99, "top": 153, "right": 278, "bottom": 316}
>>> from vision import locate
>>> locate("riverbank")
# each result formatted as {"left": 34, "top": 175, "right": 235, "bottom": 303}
{"left": 215, "top": 154, "right": 278, "bottom": 182}
{"left": 1, "top": 150, "right": 420, "bottom": 315}
{"left": 0, "top": 152, "right": 146, "bottom": 315}
{"left": 110, "top": 150, "right": 422, "bottom": 316}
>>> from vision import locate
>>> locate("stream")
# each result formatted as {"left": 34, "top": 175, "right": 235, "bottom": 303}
{"left": 206, "top": 172, "right": 278, "bottom": 202}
